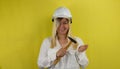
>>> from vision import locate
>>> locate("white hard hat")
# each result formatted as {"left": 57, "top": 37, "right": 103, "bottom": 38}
{"left": 52, "top": 7, "right": 72, "bottom": 23}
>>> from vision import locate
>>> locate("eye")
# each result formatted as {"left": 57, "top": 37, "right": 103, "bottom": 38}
{"left": 63, "top": 21, "right": 69, "bottom": 24}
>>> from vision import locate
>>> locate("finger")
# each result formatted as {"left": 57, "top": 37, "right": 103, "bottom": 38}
{"left": 82, "top": 44, "right": 88, "bottom": 47}
{"left": 84, "top": 45, "right": 88, "bottom": 47}
{"left": 84, "top": 45, "right": 88, "bottom": 49}
{"left": 78, "top": 46, "right": 88, "bottom": 52}
{"left": 79, "top": 45, "right": 88, "bottom": 49}
{"left": 83, "top": 46, "right": 88, "bottom": 51}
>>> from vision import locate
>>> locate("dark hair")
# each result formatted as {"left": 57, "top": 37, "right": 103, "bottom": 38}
{"left": 52, "top": 17, "right": 72, "bottom": 23}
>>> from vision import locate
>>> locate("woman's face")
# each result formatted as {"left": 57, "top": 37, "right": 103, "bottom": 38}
{"left": 56, "top": 18, "right": 69, "bottom": 36}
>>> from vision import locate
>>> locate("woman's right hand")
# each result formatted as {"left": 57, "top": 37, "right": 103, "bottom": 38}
{"left": 56, "top": 48, "right": 66, "bottom": 58}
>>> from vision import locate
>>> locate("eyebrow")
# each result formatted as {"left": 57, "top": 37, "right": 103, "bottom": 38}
{"left": 56, "top": 18, "right": 69, "bottom": 22}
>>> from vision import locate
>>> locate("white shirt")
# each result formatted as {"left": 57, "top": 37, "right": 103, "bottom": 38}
{"left": 37, "top": 37, "right": 88, "bottom": 69}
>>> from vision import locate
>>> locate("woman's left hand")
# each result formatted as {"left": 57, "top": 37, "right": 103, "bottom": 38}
{"left": 78, "top": 45, "right": 88, "bottom": 52}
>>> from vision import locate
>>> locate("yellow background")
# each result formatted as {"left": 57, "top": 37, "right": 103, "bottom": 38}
{"left": 0, "top": 0, "right": 120, "bottom": 69}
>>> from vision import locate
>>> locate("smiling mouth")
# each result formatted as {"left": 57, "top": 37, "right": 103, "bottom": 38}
{"left": 60, "top": 28, "right": 66, "bottom": 32}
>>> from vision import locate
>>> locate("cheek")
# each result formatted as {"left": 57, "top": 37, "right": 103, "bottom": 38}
{"left": 65, "top": 25, "right": 69, "bottom": 30}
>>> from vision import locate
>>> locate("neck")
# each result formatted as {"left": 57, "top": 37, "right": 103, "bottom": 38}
{"left": 57, "top": 34, "right": 67, "bottom": 40}
{"left": 57, "top": 34, "right": 68, "bottom": 47}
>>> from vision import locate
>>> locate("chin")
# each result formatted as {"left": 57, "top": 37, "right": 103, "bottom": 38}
{"left": 58, "top": 30, "right": 68, "bottom": 35}
{"left": 59, "top": 32, "right": 67, "bottom": 35}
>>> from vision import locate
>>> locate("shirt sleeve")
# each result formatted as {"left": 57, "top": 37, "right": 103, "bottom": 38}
{"left": 37, "top": 38, "right": 58, "bottom": 68}
{"left": 75, "top": 37, "right": 89, "bottom": 67}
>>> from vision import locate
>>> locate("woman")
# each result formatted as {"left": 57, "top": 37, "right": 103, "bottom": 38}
{"left": 37, "top": 7, "right": 88, "bottom": 69}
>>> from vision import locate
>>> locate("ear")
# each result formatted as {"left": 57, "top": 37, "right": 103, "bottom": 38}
{"left": 52, "top": 18, "right": 54, "bottom": 22}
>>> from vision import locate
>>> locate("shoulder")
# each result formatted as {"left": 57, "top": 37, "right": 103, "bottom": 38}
{"left": 40, "top": 37, "right": 52, "bottom": 48}
{"left": 73, "top": 36, "right": 83, "bottom": 41}
{"left": 42, "top": 37, "right": 52, "bottom": 43}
